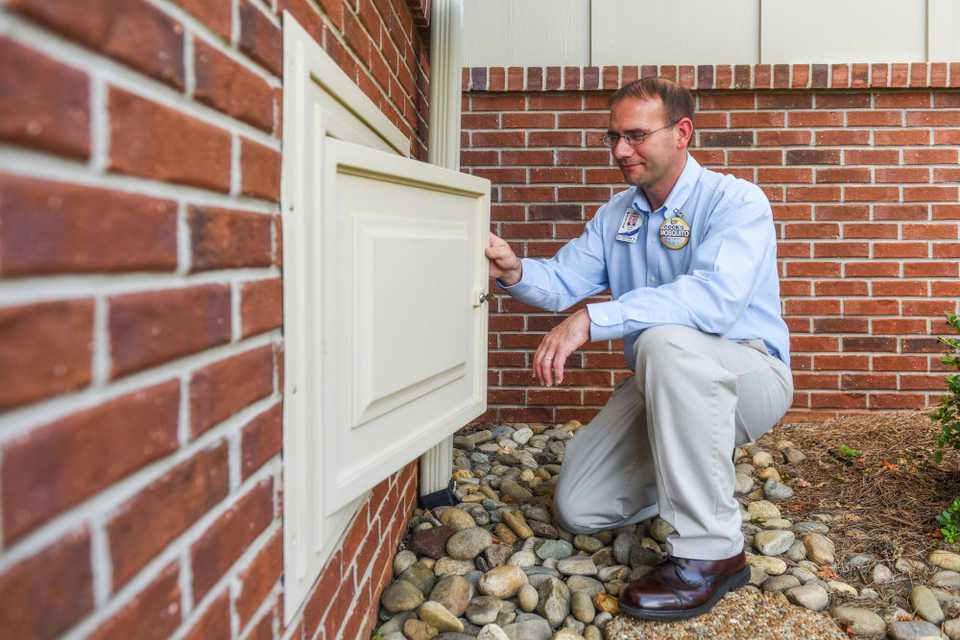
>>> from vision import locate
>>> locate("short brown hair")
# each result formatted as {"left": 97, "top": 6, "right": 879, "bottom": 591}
{"left": 609, "top": 77, "right": 695, "bottom": 126}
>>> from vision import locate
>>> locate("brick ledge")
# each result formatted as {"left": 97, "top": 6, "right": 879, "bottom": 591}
{"left": 463, "top": 63, "right": 960, "bottom": 92}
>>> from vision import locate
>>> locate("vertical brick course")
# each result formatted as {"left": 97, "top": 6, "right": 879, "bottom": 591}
{"left": 1, "top": 0, "right": 428, "bottom": 638}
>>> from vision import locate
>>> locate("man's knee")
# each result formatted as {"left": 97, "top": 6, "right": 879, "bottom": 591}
{"left": 552, "top": 478, "right": 603, "bottom": 535}
{"left": 634, "top": 324, "right": 706, "bottom": 373}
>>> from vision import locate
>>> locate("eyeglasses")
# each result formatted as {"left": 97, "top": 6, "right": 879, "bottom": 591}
{"left": 600, "top": 121, "right": 678, "bottom": 148}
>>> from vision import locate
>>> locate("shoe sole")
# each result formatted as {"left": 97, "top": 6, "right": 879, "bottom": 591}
{"left": 619, "top": 565, "right": 751, "bottom": 622}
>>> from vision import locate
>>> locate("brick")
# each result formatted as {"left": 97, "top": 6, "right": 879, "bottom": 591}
{"left": 471, "top": 94, "right": 525, "bottom": 112}
{"left": 873, "top": 242, "right": 927, "bottom": 258}
{"left": 528, "top": 131, "right": 582, "bottom": 147}
{"left": 730, "top": 112, "right": 785, "bottom": 128}
{"left": 787, "top": 111, "right": 843, "bottom": 127}
{"left": 904, "top": 187, "right": 958, "bottom": 203}
{"left": 503, "top": 112, "right": 556, "bottom": 128}
{"left": 0, "top": 37, "right": 89, "bottom": 158}
{"left": 842, "top": 149, "right": 898, "bottom": 165}
{"left": 814, "top": 168, "right": 869, "bottom": 183}
{"left": 903, "top": 223, "right": 958, "bottom": 240}
{"left": 0, "top": 299, "right": 93, "bottom": 409}
{"left": 875, "top": 204, "right": 929, "bottom": 220}
{"left": 844, "top": 186, "right": 899, "bottom": 202}
{"left": 876, "top": 129, "right": 931, "bottom": 146}
{"left": 843, "top": 223, "right": 897, "bottom": 239}
{"left": 190, "top": 345, "right": 274, "bottom": 437}
{"left": 528, "top": 94, "right": 582, "bottom": 111}
{"left": 241, "top": 278, "right": 282, "bottom": 338}
{"left": 90, "top": 563, "right": 181, "bottom": 640}
{"left": 2, "top": 380, "right": 179, "bottom": 543}
{"left": 322, "top": 569, "right": 357, "bottom": 639}
{"left": 194, "top": 40, "right": 274, "bottom": 132}
{"left": 472, "top": 131, "right": 524, "bottom": 147}
{"left": 192, "top": 478, "right": 274, "bottom": 601}
{"left": 700, "top": 131, "right": 753, "bottom": 147}
{"left": 786, "top": 150, "right": 840, "bottom": 165}
{"left": 109, "top": 88, "right": 230, "bottom": 192}
{"left": 109, "top": 285, "right": 231, "bottom": 378}
{"left": 241, "top": 139, "right": 281, "bottom": 201}
{"left": 0, "top": 174, "right": 177, "bottom": 275}
{"left": 875, "top": 167, "right": 930, "bottom": 183}
{"left": 108, "top": 443, "right": 229, "bottom": 588}
{"left": 727, "top": 150, "right": 782, "bottom": 166}
{"left": 815, "top": 130, "right": 870, "bottom": 146}
{"left": 812, "top": 355, "right": 869, "bottom": 371}
{"left": 846, "top": 111, "right": 902, "bottom": 126}
{"left": 843, "top": 299, "right": 899, "bottom": 315}
{"left": 756, "top": 130, "right": 812, "bottom": 146}
{"left": 813, "top": 318, "right": 868, "bottom": 333}
{"left": 0, "top": 527, "right": 93, "bottom": 639}
{"left": 870, "top": 393, "right": 926, "bottom": 410}
{"left": 785, "top": 187, "right": 841, "bottom": 203}
{"left": 699, "top": 93, "right": 755, "bottom": 110}
{"left": 189, "top": 206, "right": 273, "bottom": 271}
{"left": 242, "top": 403, "right": 282, "bottom": 479}
{"left": 905, "top": 149, "right": 958, "bottom": 164}
{"left": 758, "top": 93, "right": 812, "bottom": 109}
{"left": 10, "top": 0, "right": 184, "bottom": 89}
{"left": 182, "top": 592, "right": 230, "bottom": 640}
{"left": 234, "top": 530, "right": 281, "bottom": 627}
{"left": 841, "top": 374, "right": 897, "bottom": 390}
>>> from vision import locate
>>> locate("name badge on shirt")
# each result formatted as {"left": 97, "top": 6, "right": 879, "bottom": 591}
{"left": 659, "top": 209, "right": 691, "bottom": 250}
{"left": 616, "top": 208, "right": 643, "bottom": 244}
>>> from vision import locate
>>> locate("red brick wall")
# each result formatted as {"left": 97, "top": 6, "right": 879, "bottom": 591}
{"left": 0, "top": 1, "right": 429, "bottom": 638}
{"left": 464, "top": 63, "right": 960, "bottom": 426}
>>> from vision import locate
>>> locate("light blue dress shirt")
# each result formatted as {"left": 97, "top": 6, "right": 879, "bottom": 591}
{"left": 497, "top": 152, "right": 791, "bottom": 369}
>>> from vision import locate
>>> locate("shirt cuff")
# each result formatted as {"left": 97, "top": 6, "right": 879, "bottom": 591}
{"left": 587, "top": 300, "right": 625, "bottom": 342}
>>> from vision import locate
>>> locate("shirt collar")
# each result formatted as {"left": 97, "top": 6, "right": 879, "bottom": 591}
{"left": 631, "top": 152, "right": 703, "bottom": 215}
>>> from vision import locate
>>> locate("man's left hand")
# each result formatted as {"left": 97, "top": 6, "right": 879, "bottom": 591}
{"left": 533, "top": 308, "right": 591, "bottom": 387}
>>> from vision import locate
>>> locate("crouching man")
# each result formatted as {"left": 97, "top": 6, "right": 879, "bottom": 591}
{"left": 484, "top": 77, "right": 794, "bottom": 620}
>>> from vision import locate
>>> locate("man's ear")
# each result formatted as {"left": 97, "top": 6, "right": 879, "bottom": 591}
{"left": 676, "top": 117, "right": 694, "bottom": 149}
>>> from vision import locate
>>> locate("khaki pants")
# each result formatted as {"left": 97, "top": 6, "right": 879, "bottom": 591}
{"left": 553, "top": 324, "right": 794, "bottom": 560}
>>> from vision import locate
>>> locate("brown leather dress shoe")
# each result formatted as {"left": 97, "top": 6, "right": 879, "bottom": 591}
{"left": 620, "top": 551, "right": 750, "bottom": 621}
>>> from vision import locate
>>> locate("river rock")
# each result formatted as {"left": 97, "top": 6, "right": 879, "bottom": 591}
{"left": 412, "top": 526, "right": 457, "bottom": 559}
{"left": 430, "top": 575, "right": 473, "bottom": 616}
{"left": 887, "top": 620, "right": 944, "bottom": 640}
{"left": 477, "top": 624, "right": 511, "bottom": 640}
{"left": 536, "top": 539, "right": 574, "bottom": 561}
{"left": 447, "top": 527, "right": 494, "bottom": 560}
{"left": 419, "top": 601, "right": 464, "bottom": 632}
{"left": 571, "top": 590, "right": 596, "bottom": 623}
{"left": 557, "top": 556, "right": 598, "bottom": 576}
{"left": 479, "top": 565, "right": 528, "bottom": 599}
{"left": 382, "top": 578, "right": 426, "bottom": 612}
{"left": 931, "top": 551, "right": 960, "bottom": 573}
{"left": 831, "top": 605, "right": 886, "bottom": 635}
{"left": 466, "top": 596, "right": 503, "bottom": 625}
{"left": 803, "top": 533, "right": 835, "bottom": 565}
{"left": 754, "top": 530, "right": 795, "bottom": 556}
{"left": 503, "top": 511, "right": 535, "bottom": 539}
{"left": 440, "top": 508, "right": 478, "bottom": 531}
{"left": 786, "top": 583, "right": 829, "bottom": 611}
{"left": 912, "top": 585, "right": 946, "bottom": 623}
{"left": 537, "top": 577, "right": 571, "bottom": 627}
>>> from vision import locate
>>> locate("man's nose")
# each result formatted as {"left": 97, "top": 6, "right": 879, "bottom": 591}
{"left": 612, "top": 137, "right": 634, "bottom": 158}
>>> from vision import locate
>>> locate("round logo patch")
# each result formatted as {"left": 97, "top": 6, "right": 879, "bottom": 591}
{"left": 659, "top": 215, "right": 690, "bottom": 250}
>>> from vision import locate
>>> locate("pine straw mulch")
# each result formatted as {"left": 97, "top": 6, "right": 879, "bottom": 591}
{"left": 762, "top": 409, "right": 960, "bottom": 612}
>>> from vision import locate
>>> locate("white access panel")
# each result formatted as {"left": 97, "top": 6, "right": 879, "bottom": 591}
{"left": 280, "top": 12, "right": 489, "bottom": 624}
{"left": 321, "top": 139, "right": 489, "bottom": 515}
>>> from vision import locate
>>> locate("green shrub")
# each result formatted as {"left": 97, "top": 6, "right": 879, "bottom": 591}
{"left": 931, "top": 313, "right": 960, "bottom": 464}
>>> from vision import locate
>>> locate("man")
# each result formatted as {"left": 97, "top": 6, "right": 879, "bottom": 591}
{"left": 484, "top": 77, "right": 794, "bottom": 621}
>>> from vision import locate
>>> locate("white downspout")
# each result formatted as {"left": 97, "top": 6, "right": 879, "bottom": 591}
{"left": 419, "top": 0, "right": 465, "bottom": 506}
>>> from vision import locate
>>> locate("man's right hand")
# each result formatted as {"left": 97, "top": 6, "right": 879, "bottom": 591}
{"left": 485, "top": 231, "right": 522, "bottom": 286}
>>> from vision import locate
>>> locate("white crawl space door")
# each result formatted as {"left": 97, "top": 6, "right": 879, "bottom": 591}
{"left": 280, "top": 13, "right": 490, "bottom": 621}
